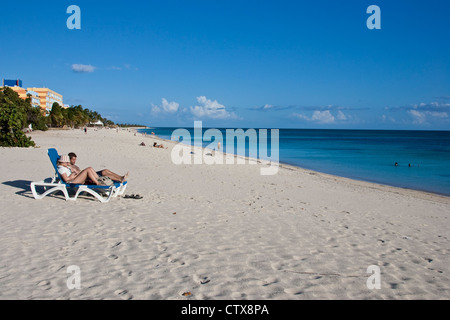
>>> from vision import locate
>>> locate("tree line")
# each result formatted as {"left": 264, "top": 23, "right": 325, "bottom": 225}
{"left": 0, "top": 87, "right": 115, "bottom": 147}
{"left": 48, "top": 103, "right": 115, "bottom": 128}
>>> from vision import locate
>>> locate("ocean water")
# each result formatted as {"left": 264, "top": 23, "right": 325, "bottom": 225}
{"left": 139, "top": 128, "right": 450, "bottom": 196}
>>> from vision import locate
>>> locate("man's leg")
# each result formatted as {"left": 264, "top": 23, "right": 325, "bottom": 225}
{"left": 100, "top": 169, "right": 128, "bottom": 182}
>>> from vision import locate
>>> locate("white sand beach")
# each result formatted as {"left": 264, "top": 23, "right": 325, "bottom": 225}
{"left": 0, "top": 128, "right": 449, "bottom": 300}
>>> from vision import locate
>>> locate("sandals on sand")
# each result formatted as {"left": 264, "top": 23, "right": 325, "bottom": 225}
{"left": 123, "top": 194, "right": 143, "bottom": 199}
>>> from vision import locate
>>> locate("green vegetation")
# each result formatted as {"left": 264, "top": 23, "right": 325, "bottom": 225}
{"left": 0, "top": 87, "right": 116, "bottom": 148}
{"left": 0, "top": 87, "right": 40, "bottom": 147}
{"left": 50, "top": 104, "right": 115, "bottom": 128}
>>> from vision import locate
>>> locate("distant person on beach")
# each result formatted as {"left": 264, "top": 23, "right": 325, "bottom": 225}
{"left": 153, "top": 142, "right": 166, "bottom": 149}
{"left": 58, "top": 155, "right": 102, "bottom": 185}
{"left": 217, "top": 141, "right": 221, "bottom": 151}
{"left": 84, "top": 127, "right": 87, "bottom": 134}
{"left": 68, "top": 152, "right": 129, "bottom": 183}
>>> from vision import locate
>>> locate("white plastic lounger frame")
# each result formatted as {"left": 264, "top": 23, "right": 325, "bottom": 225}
{"left": 30, "top": 148, "right": 128, "bottom": 203}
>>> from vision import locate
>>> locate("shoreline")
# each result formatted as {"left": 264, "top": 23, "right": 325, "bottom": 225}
{"left": 135, "top": 129, "right": 450, "bottom": 203}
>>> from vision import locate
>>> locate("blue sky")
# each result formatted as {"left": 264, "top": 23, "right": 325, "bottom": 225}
{"left": 1, "top": 0, "right": 449, "bottom": 129}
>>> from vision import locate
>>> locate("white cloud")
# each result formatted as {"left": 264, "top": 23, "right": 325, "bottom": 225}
{"left": 408, "top": 109, "right": 448, "bottom": 124}
{"left": 292, "top": 113, "right": 310, "bottom": 121}
{"left": 385, "top": 101, "right": 450, "bottom": 126}
{"left": 71, "top": 64, "right": 96, "bottom": 73}
{"left": 381, "top": 114, "right": 397, "bottom": 123}
{"left": 412, "top": 102, "right": 450, "bottom": 111}
{"left": 337, "top": 110, "right": 347, "bottom": 121}
{"left": 109, "top": 64, "right": 139, "bottom": 71}
{"left": 161, "top": 98, "right": 179, "bottom": 113}
{"left": 428, "top": 111, "right": 448, "bottom": 118}
{"left": 293, "top": 110, "right": 351, "bottom": 124}
{"left": 263, "top": 104, "right": 273, "bottom": 110}
{"left": 190, "top": 96, "right": 237, "bottom": 119}
{"left": 408, "top": 110, "right": 427, "bottom": 124}
{"left": 311, "top": 110, "right": 335, "bottom": 124}
{"left": 152, "top": 98, "right": 179, "bottom": 114}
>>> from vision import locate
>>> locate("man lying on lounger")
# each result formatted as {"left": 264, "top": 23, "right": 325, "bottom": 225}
{"left": 68, "top": 152, "right": 129, "bottom": 183}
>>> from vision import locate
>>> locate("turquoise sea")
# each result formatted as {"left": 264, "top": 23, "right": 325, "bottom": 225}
{"left": 139, "top": 128, "right": 450, "bottom": 197}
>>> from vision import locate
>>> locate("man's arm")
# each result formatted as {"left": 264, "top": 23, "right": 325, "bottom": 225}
{"left": 70, "top": 165, "right": 81, "bottom": 174}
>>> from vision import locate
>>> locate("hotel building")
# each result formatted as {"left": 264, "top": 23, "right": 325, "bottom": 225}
{"left": 27, "top": 87, "right": 64, "bottom": 112}
{"left": 2, "top": 79, "right": 64, "bottom": 113}
{"left": 4, "top": 85, "right": 41, "bottom": 109}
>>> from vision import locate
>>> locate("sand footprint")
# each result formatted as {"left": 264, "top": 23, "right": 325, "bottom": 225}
{"left": 167, "top": 257, "right": 185, "bottom": 265}
{"left": 115, "top": 289, "right": 133, "bottom": 300}
{"left": 193, "top": 274, "right": 210, "bottom": 285}
{"left": 257, "top": 276, "right": 278, "bottom": 287}
{"left": 158, "top": 245, "right": 168, "bottom": 252}
{"left": 284, "top": 287, "right": 303, "bottom": 295}
{"left": 271, "top": 262, "right": 284, "bottom": 271}
{"left": 111, "top": 242, "right": 122, "bottom": 249}
{"left": 130, "top": 226, "right": 145, "bottom": 233}
{"left": 231, "top": 292, "right": 246, "bottom": 299}
{"left": 36, "top": 280, "right": 51, "bottom": 291}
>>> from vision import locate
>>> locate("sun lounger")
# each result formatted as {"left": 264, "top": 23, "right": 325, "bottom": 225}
{"left": 30, "top": 148, "right": 128, "bottom": 203}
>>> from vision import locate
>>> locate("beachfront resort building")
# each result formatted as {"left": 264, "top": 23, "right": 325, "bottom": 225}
{"left": 4, "top": 85, "right": 41, "bottom": 109}
{"left": 27, "top": 87, "right": 64, "bottom": 112}
{"left": 2, "top": 79, "right": 64, "bottom": 113}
